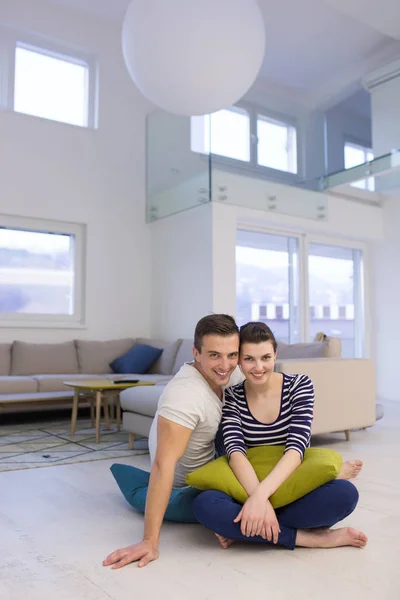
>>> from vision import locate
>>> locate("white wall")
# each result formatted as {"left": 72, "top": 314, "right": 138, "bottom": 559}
{"left": 370, "top": 195, "right": 400, "bottom": 402}
{"left": 151, "top": 204, "right": 213, "bottom": 339}
{"left": 0, "top": 0, "right": 152, "bottom": 343}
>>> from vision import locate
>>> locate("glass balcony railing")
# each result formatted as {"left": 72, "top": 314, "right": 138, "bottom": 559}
{"left": 319, "top": 148, "right": 400, "bottom": 195}
{"left": 146, "top": 108, "right": 399, "bottom": 224}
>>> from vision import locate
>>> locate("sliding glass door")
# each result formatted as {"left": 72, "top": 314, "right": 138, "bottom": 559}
{"left": 236, "top": 229, "right": 366, "bottom": 357}
{"left": 308, "top": 242, "right": 364, "bottom": 358}
{"left": 236, "top": 229, "right": 300, "bottom": 343}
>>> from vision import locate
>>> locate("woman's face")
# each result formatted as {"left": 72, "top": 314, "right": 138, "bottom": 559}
{"left": 239, "top": 340, "right": 277, "bottom": 385}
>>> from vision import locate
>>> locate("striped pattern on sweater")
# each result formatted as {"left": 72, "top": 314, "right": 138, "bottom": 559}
{"left": 222, "top": 373, "right": 314, "bottom": 459}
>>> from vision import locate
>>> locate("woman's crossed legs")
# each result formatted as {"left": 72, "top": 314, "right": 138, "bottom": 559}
{"left": 192, "top": 479, "right": 367, "bottom": 550}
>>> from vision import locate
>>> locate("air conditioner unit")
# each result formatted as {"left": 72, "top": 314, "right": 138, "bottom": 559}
{"left": 363, "top": 59, "right": 400, "bottom": 91}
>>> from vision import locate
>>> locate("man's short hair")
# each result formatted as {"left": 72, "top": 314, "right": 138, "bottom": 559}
{"left": 194, "top": 314, "right": 239, "bottom": 352}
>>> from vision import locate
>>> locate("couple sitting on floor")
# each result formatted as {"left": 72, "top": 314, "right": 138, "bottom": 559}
{"left": 103, "top": 314, "right": 367, "bottom": 569}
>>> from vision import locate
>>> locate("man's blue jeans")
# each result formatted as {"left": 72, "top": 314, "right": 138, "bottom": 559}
{"left": 192, "top": 479, "right": 359, "bottom": 550}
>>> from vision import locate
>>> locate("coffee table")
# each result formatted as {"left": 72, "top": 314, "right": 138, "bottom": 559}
{"left": 64, "top": 379, "right": 155, "bottom": 444}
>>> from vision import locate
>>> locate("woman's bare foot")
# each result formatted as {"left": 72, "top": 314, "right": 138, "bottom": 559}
{"left": 296, "top": 527, "right": 368, "bottom": 549}
{"left": 337, "top": 460, "right": 363, "bottom": 480}
{"left": 214, "top": 533, "right": 235, "bottom": 549}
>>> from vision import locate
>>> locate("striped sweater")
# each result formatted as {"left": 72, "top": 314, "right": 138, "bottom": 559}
{"left": 222, "top": 373, "right": 314, "bottom": 459}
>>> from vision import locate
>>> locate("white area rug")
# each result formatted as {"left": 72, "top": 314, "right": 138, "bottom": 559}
{"left": 0, "top": 418, "right": 148, "bottom": 472}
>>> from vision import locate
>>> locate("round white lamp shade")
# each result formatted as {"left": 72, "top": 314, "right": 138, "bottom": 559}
{"left": 122, "top": 0, "right": 266, "bottom": 116}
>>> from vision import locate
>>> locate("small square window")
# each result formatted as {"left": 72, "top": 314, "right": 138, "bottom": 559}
{"left": 191, "top": 108, "right": 250, "bottom": 162}
{"left": 14, "top": 44, "right": 90, "bottom": 127}
{"left": 257, "top": 115, "right": 297, "bottom": 174}
{"left": 344, "top": 142, "right": 374, "bottom": 191}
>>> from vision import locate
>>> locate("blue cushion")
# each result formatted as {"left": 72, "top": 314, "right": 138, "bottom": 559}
{"left": 110, "top": 464, "right": 200, "bottom": 523}
{"left": 110, "top": 344, "right": 162, "bottom": 374}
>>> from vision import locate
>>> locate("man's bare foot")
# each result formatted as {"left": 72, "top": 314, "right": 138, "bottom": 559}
{"left": 296, "top": 527, "right": 368, "bottom": 549}
{"left": 214, "top": 533, "right": 235, "bottom": 549}
{"left": 337, "top": 460, "right": 363, "bottom": 480}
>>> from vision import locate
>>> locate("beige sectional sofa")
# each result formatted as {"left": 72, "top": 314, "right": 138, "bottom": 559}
{"left": 0, "top": 337, "right": 184, "bottom": 414}
{"left": 121, "top": 335, "right": 377, "bottom": 443}
{"left": 0, "top": 335, "right": 377, "bottom": 444}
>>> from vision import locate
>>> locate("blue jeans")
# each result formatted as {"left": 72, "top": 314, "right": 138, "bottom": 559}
{"left": 192, "top": 479, "right": 359, "bottom": 550}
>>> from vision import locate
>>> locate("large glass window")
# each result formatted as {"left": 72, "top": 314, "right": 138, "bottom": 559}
{"left": 0, "top": 217, "right": 85, "bottom": 325}
{"left": 236, "top": 230, "right": 300, "bottom": 343}
{"left": 308, "top": 243, "right": 364, "bottom": 358}
{"left": 236, "top": 230, "right": 366, "bottom": 357}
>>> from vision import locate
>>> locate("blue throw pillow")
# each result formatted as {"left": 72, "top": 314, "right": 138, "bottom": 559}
{"left": 110, "top": 464, "right": 199, "bottom": 523}
{"left": 110, "top": 344, "right": 162, "bottom": 374}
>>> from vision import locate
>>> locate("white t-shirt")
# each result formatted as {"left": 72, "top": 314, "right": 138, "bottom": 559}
{"left": 148, "top": 363, "right": 244, "bottom": 488}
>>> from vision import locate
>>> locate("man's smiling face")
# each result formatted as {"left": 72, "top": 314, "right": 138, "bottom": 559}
{"left": 193, "top": 333, "right": 239, "bottom": 393}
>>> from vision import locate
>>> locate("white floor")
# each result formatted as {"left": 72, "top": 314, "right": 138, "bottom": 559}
{"left": 1, "top": 404, "right": 400, "bottom": 600}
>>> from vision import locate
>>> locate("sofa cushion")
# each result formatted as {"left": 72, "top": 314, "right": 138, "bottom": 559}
{"left": 33, "top": 374, "right": 98, "bottom": 393}
{"left": 172, "top": 339, "right": 194, "bottom": 375}
{"left": 11, "top": 341, "right": 79, "bottom": 376}
{"left": 0, "top": 376, "right": 38, "bottom": 394}
{"left": 135, "top": 338, "right": 181, "bottom": 375}
{"left": 120, "top": 384, "right": 165, "bottom": 417}
{"left": 75, "top": 338, "right": 135, "bottom": 374}
{"left": 0, "top": 343, "right": 11, "bottom": 376}
{"left": 277, "top": 339, "right": 339, "bottom": 360}
{"left": 110, "top": 344, "right": 163, "bottom": 375}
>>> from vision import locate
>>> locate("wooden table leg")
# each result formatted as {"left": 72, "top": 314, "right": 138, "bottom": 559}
{"left": 116, "top": 394, "right": 121, "bottom": 432}
{"left": 95, "top": 391, "right": 102, "bottom": 444}
{"left": 89, "top": 400, "right": 95, "bottom": 427}
{"left": 70, "top": 389, "right": 80, "bottom": 436}
{"left": 109, "top": 397, "right": 115, "bottom": 421}
{"left": 103, "top": 396, "right": 110, "bottom": 430}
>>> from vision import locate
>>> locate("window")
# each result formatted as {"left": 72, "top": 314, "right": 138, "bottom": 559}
{"left": 191, "top": 105, "right": 298, "bottom": 176}
{"left": 0, "top": 29, "right": 96, "bottom": 128}
{"left": 0, "top": 216, "right": 85, "bottom": 326}
{"left": 308, "top": 243, "right": 364, "bottom": 358}
{"left": 236, "top": 229, "right": 300, "bottom": 343}
{"left": 191, "top": 108, "right": 250, "bottom": 162}
{"left": 257, "top": 115, "right": 297, "bottom": 173}
{"left": 236, "top": 229, "right": 366, "bottom": 358}
{"left": 344, "top": 142, "right": 374, "bottom": 191}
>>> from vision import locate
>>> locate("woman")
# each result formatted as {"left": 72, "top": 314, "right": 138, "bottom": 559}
{"left": 192, "top": 322, "right": 367, "bottom": 550}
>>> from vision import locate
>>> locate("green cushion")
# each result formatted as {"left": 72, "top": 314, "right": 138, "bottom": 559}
{"left": 186, "top": 446, "right": 342, "bottom": 508}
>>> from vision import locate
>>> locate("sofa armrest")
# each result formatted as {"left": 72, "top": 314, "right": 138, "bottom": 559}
{"left": 275, "top": 358, "right": 376, "bottom": 436}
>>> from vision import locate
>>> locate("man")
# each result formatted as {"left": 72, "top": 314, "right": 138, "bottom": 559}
{"left": 103, "top": 314, "right": 243, "bottom": 569}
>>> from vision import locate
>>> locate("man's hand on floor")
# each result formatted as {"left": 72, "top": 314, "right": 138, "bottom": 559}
{"left": 103, "top": 540, "right": 159, "bottom": 569}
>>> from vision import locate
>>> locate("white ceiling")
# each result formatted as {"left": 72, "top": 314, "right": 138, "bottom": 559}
{"left": 49, "top": 0, "right": 400, "bottom": 112}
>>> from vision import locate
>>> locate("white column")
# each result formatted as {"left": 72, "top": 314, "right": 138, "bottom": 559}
{"left": 364, "top": 60, "right": 400, "bottom": 191}
{"left": 365, "top": 60, "right": 400, "bottom": 402}
{"left": 364, "top": 60, "right": 400, "bottom": 156}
